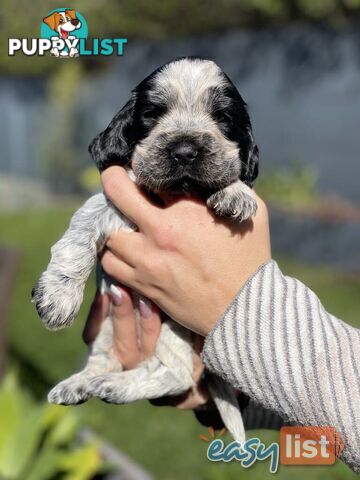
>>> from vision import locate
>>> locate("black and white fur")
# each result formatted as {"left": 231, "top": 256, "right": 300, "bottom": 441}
{"left": 32, "top": 58, "right": 259, "bottom": 443}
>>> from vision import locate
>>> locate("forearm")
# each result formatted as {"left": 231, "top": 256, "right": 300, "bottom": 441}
{"left": 201, "top": 260, "right": 360, "bottom": 472}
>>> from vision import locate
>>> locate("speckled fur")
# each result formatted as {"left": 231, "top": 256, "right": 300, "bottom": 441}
{"left": 32, "top": 58, "right": 261, "bottom": 443}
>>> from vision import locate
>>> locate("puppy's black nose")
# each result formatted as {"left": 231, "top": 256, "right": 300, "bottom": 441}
{"left": 71, "top": 19, "right": 79, "bottom": 26}
{"left": 171, "top": 142, "right": 198, "bottom": 164}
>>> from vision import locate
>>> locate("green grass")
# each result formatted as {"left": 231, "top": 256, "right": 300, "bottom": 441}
{"left": 0, "top": 205, "right": 359, "bottom": 480}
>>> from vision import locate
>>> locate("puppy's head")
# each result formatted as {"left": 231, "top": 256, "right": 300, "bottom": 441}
{"left": 89, "top": 58, "right": 258, "bottom": 194}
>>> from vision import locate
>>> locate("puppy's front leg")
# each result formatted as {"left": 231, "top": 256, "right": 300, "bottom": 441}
{"left": 207, "top": 179, "right": 257, "bottom": 221}
{"left": 32, "top": 193, "right": 132, "bottom": 330}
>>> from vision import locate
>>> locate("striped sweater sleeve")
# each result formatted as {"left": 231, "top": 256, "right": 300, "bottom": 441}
{"left": 201, "top": 260, "right": 360, "bottom": 472}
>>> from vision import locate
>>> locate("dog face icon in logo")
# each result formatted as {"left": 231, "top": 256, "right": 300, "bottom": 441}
{"left": 41, "top": 8, "right": 88, "bottom": 57}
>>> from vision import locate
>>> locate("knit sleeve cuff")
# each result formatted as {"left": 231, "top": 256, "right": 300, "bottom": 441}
{"left": 201, "top": 259, "right": 276, "bottom": 380}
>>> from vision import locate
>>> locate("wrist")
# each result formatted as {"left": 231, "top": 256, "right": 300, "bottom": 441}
{"left": 202, "top": 259, "right": 273, "bottom": 337}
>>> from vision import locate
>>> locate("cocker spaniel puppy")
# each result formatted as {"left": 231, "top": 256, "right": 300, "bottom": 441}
{"left": 32, "top": 58, "right": 259, "bottom": 443}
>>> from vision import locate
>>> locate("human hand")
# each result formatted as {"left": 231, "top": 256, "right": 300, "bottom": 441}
{"left": 83, "top": 287, "right": 209, "bottom": 409}
{"left": 101, "top": 167, "right": 271, "bottom": 336}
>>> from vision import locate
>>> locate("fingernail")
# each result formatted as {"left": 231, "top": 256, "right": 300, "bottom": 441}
{"left": 139, "top": 298, "right": 152, "bottom": 318}
{"left": 110, "top": 285, "right": 122, "bottom": 306}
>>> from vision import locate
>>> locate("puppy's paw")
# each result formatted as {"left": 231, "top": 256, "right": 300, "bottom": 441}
{"left": 32, "top": 272, "right": 83, "bottom": 330}
{"left": 89, "top": 373, "right": 129, "bottom": 405}
{"left": 48, "top": 376, "right": 90, "bottom": 405}
{"left": 207, "top": 182, "right": 257, "bottom": 221}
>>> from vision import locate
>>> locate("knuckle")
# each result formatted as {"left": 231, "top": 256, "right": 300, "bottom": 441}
{"left": 135, "top": 282, "right": 159, "bottom": 304}
{"left": 139, "top": 253, "right": 155, "bottom": 273}
{"left": 114, "top": 300, "right": 133, "bottom": 318}
{"left": 140, "top": 314, "right": 161, "bottom": 333}
{"left": 154, "top": 224, "right": 180, "bottom": 251}
{"left": 101, "top": 251, "right": 115, "bottom": 273}
{"left": 145, "top": 286, "right": 162, "bottom": 305}
{"left": 143, "top": 255, "right": 167, "bottom": 278}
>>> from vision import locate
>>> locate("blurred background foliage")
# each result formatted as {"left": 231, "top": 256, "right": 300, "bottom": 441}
{"left": 40, "top": 62, "right": 84, "bottom": 193}
{"left": 1, "top": 0, "right": 360, "bottom": 75}
{"left": 0, "top": 372, "right": 103, "bottom": 480}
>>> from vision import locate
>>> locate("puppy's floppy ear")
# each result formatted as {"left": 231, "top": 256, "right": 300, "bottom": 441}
{"left": 244, "top": 131, "right": 259, "bottom": 187}
{"left": 43, "top": 12, "right": 59, "bottom": 31}
{"left": 89, "top": 95, "right": 137, "bottom": 172}
{"left": 220, "top": 77, "right": 259, "bottom": 187}
{"left": 65, "top": 9, "right": 76, "bottom": 19}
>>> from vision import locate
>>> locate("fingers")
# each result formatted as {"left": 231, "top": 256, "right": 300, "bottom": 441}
{"left": 139, "top": 299, "right": 161, "bottom": 359}
{"left": 101, "top": 166, "right": 161, "bottom": 231}
{"left": 109, "top": 286, "right": 140, "bottom": 369}
{"left": 109, "top": 288, "right": 161, "bottom": 368}
{"left": 102, "top": 250, "right": 137, "bottom": 289}
{"left": 106, "top": 231, "right": 145, "bottom": 268}
{"left": 87, "top": 256, "right": 161, "bottom": 372}
{"left": 83, "top": 290, "right": 110, "bottom": 345}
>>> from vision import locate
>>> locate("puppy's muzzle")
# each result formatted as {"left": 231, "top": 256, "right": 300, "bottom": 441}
{"left": 169, "top": 139, "right": 199, "bottom": 165}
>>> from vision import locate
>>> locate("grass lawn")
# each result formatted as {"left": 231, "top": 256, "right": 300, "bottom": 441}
{"left": 0, "top": 205, "right": 359, "bottom": 480}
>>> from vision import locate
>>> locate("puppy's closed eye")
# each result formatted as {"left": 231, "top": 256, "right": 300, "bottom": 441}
{"left": 142, "top": 105, "right": 167, "bottom": 121}
{"left": 214, "top": 110, "right": 233, "bottom": 125}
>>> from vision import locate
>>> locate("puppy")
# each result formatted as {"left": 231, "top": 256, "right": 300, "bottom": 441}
{"left": 43, "top": 9, "right": 81, "bottom": 57}
{"left": 32, "top": 58, "right": 259, "bottom": 443}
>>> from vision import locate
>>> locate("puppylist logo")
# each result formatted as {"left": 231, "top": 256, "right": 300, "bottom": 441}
{"left": 8, "top": 8, "right": 127, "bottom": 58}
